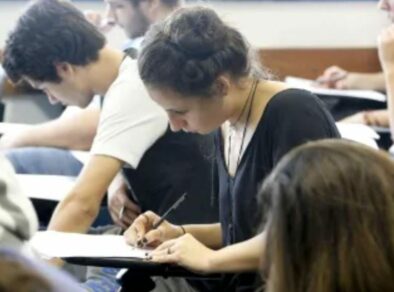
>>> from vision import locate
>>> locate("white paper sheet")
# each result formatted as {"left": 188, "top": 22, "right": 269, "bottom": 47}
{"left": 336, "top": 122, "right": 379, "bottom": 149}
{"left": 16, "top": 174, "right": 76, "bottom": 201}
{"left": 285, "top": 76, "right": 386, "bottom": 103}
{"left": 30, "top": 231, "right": 149, "bottom": 259}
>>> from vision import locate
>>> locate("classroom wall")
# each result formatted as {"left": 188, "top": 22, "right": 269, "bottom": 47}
{"left": 0, "top": 1, "right": 389, "bottom": 49}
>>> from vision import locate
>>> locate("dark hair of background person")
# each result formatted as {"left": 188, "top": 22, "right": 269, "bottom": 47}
{"left": 3, "top": 0, "right": 106, "bottom": 84}
{"left": 259, "top": 139, "right": 394, "bottom": 292}
{"left": 138, "top": 6, "right": 271, "bottom": 98}
{"left": 0, "top": 256, "right": 52, "bottom": 292}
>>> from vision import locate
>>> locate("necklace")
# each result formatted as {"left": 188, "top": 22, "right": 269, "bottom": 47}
{"left": 226, "top": 79, "right": 259, "bottom": 174}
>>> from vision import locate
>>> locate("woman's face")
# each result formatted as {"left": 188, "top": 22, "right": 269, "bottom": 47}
{"left": 147, "top": 86, "right": 228, "bottom": 134}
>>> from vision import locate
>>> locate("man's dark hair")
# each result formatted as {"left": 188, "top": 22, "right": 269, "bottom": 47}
{"left": 3, "top": 0, "right": 106, "bottom": 83}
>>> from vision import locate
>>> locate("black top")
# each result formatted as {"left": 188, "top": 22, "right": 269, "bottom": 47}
{"left": 123, "top": 129, "right": 218, "bottom": 225}
{"left": 214, "top": 88, "right": 340, "bottom": 291}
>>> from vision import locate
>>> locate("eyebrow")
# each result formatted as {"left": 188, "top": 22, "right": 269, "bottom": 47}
{"left": 167, "top": 109, "right": 188, "bottom": 114}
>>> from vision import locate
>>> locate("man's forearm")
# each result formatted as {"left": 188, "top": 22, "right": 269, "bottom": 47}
{"left": 350, "top": 72, "right": 386, "bottom": 91}
{"left": 1, "top": 107, "right": 99, "bottom": 150}
{"left": 47, "top": 193, "right": 100, "bottom": 233}
{"left": 47, "top": 155, "right": 124, "bottom": 233}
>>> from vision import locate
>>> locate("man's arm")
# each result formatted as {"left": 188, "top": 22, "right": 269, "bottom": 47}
{"left": 0, "top": 107, "right": 99, "bottom": 150}
{"left": 316, "top": 66, "right": 386, "bottom": 91}
{"left": 47, "top": 154, "right": 123, "bottom": 233}
{"left": 378, "top": 24, "right": 394, "bottom": 139}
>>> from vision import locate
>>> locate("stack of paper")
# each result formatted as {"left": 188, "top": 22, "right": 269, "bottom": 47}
{"left": 336, "top": 122, "right": 380, "bottom": 149}
{"left": 285, "top": 76, "right": 386, "bottom": 103}
{"left": 30, "top": 231, "right": 149, "bottom": 259}
{"left": 16, "top": 174, "right": 76, "bottom": 201}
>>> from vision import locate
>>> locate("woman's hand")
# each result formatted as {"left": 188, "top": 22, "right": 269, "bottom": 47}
{"left": 124, "top": 211, "right": 183, "bottom": 248}
{"left": 148, "top": 233, "right": 216, "bottom": 274}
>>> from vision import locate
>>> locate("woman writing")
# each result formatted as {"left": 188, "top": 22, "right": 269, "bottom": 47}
{"left": 125, "top": 7, "right": 339, "bottom": 291}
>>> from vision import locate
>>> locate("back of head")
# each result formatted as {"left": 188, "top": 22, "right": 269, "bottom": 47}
{"left": 0, "top": 254, "right": 52, "bottom": 292}
{"left": 138, "top": 6, "right": 267, "bottom": 98}
{"left": 3, "top": 0, "right": 106, "bottom": 83}
{"left": 260, "top": 139, "right": 394, "bottom": 292}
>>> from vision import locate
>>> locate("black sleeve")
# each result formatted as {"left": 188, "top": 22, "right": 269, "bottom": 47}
{"left": 267, "top": 89, "right": 340, "bottom": 166}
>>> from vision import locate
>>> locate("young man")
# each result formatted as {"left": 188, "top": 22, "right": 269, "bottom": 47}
{"left": 1, "top": 0, "right": 185, "bottom": 227}
{"left": 3, "top": 0, "right": 216, "bottom": 245}
{"left": 315, "top": 0, "right": 391, "bottom": 128}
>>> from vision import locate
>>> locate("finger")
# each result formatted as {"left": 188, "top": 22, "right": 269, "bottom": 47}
{"left": 149, "top": 247, "right": 176, "bottom": 258}
{"left": 324, "top": 66, "right": 342, "bottom": 76}
{"left": 153, "top": 238, "right": 178, "bottom": 252}
{"left": 124, "top": 226, "right": 139, "bottom": 246}
{"left": 131, "top": 215, "right": 150, "bottom": 240}
{"left": 109, "top": 195, "right": 122, "bottom": 214}
{"left": 144, "top": 227, "right": 168, "bottom": 246}
{"left": 315, "top": 76, "right": 329, "bottom": 86}
{"left": 149, "top": 252, "right": 179, "bottom": 264}
{"left": 129, "top": 211, "right": 159, "bottom": 243}
{"left": 122, "top": 209, "right": 139, "bottom": 225}
{"left": 115, "top": 217, "right": 129, "bottom": 230}
{"left": 109, "top": 208, "right": 126, "bottom": 228}
{"left": 122, "top": 198, "right": 142, "bottom": 214}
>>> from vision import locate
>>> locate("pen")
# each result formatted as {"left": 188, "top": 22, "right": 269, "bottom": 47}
{"left": 139, "top": 192, "right": 188, "bottom": 247}
{"left": 119, "top": 206, "right": 125, "bottom": 219}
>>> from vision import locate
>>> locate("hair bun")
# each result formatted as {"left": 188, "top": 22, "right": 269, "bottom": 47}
{"left": 169, "top": 7, "right": 226, "bottom": 59}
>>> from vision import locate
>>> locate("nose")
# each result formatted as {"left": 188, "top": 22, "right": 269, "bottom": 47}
{"left": 104, "top": 5, "right": 116, "bottom": 24}
{"left": 168, "top": 115, "right": 187, "bottom": 132}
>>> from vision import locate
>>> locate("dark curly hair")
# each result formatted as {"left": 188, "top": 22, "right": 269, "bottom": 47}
{"left": 3, "top": 0, "right": 106, "bottom": 84}
{"left": 138, "top": 6, "right": 268, "bottom": 98}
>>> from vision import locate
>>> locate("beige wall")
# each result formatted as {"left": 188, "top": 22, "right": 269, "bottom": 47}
{"left": 0, "top": 1, "right": 389, "bottom": 49}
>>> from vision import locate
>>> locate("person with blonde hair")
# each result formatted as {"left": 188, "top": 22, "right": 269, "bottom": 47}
{"left": 260, "top": 139, "right": 394, "bottom": 292}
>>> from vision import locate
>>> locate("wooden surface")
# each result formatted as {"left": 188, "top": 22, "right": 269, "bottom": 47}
{"left": 0, "top": 47, "right": 383, "bottom": 95}
{"left": 258, "top": 48, "right": 381, "bottom": 80}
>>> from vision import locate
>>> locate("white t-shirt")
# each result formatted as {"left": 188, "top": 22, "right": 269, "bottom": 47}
{"left": 90, "top": 57, "right": 168, "bottom": 168}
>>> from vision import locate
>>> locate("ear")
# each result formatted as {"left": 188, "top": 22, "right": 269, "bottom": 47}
{"left": 214, "top": 75, "right": 231, "bottom": 98}
{"left": 54, "top": 62, "right": 74, "bottom": 80}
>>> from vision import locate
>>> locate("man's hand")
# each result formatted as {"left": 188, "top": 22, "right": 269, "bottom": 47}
{"left": 108, "top": 180, "right": 141, "bottom": 229}
{"left": 341, "top": 109, "right": 389, "bottom": 127}
{"left": 316, "top": 66, "right": 349, "bottom": 89}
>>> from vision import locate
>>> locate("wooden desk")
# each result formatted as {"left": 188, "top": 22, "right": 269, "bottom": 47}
{"left": 259, "top": 48, "right": 381, "bottom": 80}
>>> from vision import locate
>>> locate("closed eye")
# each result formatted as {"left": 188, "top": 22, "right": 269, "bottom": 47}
{"left": 167, "top": 109, "right": 188, "bottom": 115}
